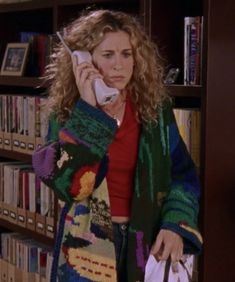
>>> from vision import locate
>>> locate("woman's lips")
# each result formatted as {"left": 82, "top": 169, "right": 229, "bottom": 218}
{"left": 110, "top": 76, "right": 125, "bottom": 81}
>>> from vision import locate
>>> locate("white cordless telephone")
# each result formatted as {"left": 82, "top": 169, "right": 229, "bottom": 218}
{"left": 56, "top": 32, "right": 119, "bottom": 105}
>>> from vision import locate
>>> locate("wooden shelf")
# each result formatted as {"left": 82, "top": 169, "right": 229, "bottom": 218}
{"left": 57, "top": 0, "right": 132, "bottom": 6}
{"left": 0, "top": 149, "right": 32, "bottom": 162}
{"left": 0, "top": 77, "right": 202, "bottom": 97}
{"left": 0, "top": 0, "right": 53, "bottom": 13}
{"left": 166, "top": 84, "right": 202, "bottom": 97}
{"left": 56, "top": 0, "right": 135, "bottom": 5}
{"left": 0, "top": 218, "right": 54, "bottom": 246}
{"left": 0, "top": 0, "right": 135, "bottom": 13}
{"left": 0, "top": 76, "right": 48, "bottom": 88}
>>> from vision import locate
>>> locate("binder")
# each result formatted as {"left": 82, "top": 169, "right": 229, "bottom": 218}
{"left": 3, "top": 132, "right": 12, "bottom": 151}
{"left": 26, "top": 211, "right": 36, "bottom": 231}
{"left": 0, "top": 200, "right": 2, "bottom": 219}
{"left": 12, "top": 133, "right": 21, "bottom": 153}
{"left": 46, "top": 216, "right": 54, "bottom": 238}
{"left": 2, "top": 202, "right": 10, "bottom": 221}
{"left": 26, "top": 136, "right": 36, "bottom": 155}
{"left": 0, "top": 259, "right": 8, "bottom": 282}
{"left": 0, "top": 130, "right": 4, "bottom": 148}
{"left": 9, "top": 205, "right": 17, "bottom": 224}
{"left": 27, "top": 96, "right": 36, "bottom": 155}
{"left": 8, "top": 263, "right": 15, "bottom": 282}
{"left": 17, "top": 207, "right": 27, "bottom": 228}
{"left": 15, "top": 267, "right": 23, "bottom": 282}
{"left": 22, "top": 270, "right": 36, "bottom": 282}
{"left": 35, "top": 273, "right": 41, "bottom": 282}
{"left": 35, "top": 213, "right": 46, "bottom": 235}
{"left": 18, "top": 134, "right": 28, "bottom": 154}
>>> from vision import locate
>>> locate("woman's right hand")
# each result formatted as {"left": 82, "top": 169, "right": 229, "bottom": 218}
{"left": 72, "top": 54, "right": 103, "bottom": 107}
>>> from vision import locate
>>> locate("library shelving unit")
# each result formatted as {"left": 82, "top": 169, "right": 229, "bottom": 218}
{"left": 0, "top": 0, "right": 235, "bottom": 281}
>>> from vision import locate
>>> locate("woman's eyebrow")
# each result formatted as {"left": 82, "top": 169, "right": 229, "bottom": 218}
{"left": 101, "top": 48, "right": 132, "bottom": 52}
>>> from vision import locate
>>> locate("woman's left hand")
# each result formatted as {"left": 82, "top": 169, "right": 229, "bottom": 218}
{"left": 150, "top": 229, "right": 183, "bottom": 262}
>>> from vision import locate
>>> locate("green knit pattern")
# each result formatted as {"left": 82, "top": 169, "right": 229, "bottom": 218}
{"left": 63, "top": 99, "right": 117, "bottom": 157}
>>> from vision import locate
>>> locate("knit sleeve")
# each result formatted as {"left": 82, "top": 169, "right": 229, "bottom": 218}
{"left": 32, "top": 99, "right": 117, "bottom": 205}
{"left": 160, "top": 104, "right": 203, "bottom": 254}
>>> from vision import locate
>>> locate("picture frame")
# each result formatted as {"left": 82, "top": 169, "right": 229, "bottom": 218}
{"left": 0, "top": 43, "right": 29, "bottom": 76}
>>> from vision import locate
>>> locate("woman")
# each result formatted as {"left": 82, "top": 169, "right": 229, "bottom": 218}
{"left": 32, "top": 9, "right": 202, "bottom": 282}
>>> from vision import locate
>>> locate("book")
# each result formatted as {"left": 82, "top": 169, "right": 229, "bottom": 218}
{"left": 184, "top": 17, "right": 202, "bottom": 85}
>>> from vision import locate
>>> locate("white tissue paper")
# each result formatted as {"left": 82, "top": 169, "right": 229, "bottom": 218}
{"left": 144, "top": 254, "right": 194, "bottom": 282}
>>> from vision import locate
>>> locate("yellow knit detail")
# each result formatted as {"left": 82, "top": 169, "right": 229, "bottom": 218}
{"left": 179, "top": 223, "right": 203, "bottom": 243}
{"left": 75, "top": 171, "right": 96, "bottom": 201}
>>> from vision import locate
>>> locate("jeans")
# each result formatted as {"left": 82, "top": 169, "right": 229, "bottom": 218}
{"left": 112, "top": 222, "right": 129, "bottom": 282}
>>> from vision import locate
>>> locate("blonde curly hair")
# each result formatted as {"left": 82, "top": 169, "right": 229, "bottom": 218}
{"left": 46, "top": 9, "right": 169, "bottom": 124}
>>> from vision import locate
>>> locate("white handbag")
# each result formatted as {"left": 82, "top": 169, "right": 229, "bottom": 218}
{"left": 144, "top": 254, "right": 194, "bottom": 282}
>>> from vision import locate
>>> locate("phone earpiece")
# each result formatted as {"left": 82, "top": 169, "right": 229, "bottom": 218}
{"left": 72, "top": 51, "right": 92, "bottom": 64}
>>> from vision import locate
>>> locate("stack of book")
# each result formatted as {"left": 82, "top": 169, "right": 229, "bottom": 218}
{"left": 0, "top": 161, "right": 55, "bottom": 239}
{"left": 0, "top": 232, "right": 53, "bottom": 282}
{"left": 0, "top": 95, "right": 48, "bottom": 154}
{"left": 20, "top": 32, "right": 53, "bottom": 77}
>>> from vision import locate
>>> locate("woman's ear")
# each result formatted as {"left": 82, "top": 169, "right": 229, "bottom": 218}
{"left": 91, "top": 53, "right": 100, "bottom": 70}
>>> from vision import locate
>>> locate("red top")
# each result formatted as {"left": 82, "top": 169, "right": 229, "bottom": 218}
{"left": 107, "top": 97, "right": 140, "bottom": 217}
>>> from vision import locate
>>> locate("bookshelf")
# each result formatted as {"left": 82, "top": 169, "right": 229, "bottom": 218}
{"left": 0, "top": 149, "right": 31, "bottom": 162}
{"left": 0, "top": 76, "right": 44, "bottom": 87}
{"left": 0, "top": 0, "right": 235, "bottom": 281}
{"left": 0, "top": 218, "right": 54, "bottom": 245}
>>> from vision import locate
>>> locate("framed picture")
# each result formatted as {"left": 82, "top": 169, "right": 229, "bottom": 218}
{"left": 0, "top": 43, "right": 29, "bottom": 76}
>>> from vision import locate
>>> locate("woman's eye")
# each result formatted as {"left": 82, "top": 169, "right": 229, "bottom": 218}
{"left": 103, "top": 53, "right": 112, "bottom": 58}
{"left": 123, "top": 53, "right": 132, "bottom": 58}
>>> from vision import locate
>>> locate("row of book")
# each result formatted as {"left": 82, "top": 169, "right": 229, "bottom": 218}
{"left": 184, "top": 16, "right": 203, "bottom": 85}
{"left": 20, "top": 32, "right": 53, "bottom": 77}
{"left": 0, "top": 95, "right": 47, "bottom": 154}
{"left": 0, "top": 232, "right": 52, "bottom": 282}
{"left": 0, "top": 161, "right": 55, "bottom": 238}
{"left": 174, "top": 108, "right": 201, "bottom": 169}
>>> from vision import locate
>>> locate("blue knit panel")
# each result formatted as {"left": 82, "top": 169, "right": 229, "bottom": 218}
{"left": 50, "top": 203, "right": 69, "bottom": 282}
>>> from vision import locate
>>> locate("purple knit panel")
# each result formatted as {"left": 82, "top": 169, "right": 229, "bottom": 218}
{"left": 32, "top": 142, "right": 58, "bottom": 179}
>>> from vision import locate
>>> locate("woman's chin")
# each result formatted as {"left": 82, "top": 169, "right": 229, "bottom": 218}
{"left": 107, "top": 82, "right": 127, "bottom": 91}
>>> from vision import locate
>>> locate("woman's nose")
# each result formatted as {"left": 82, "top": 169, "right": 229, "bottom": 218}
{"left": 113, "top": 56, "right": 123, "bottom": 70}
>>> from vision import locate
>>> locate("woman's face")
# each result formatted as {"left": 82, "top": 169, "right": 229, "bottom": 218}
{"left": 92, "top": 31, "right": 134, "bottom": 91}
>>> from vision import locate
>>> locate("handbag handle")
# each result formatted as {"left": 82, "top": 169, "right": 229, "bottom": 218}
{"left": 179, "top": 260, "right": 192, "bottom": 282}
{"left": 163, "top": 258, "right": 171, "bottom": 282}
{"left": 163, "top": 258, "right": 192, "bottom": 282}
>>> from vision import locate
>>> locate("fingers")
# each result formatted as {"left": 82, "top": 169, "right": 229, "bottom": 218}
{"left": 160, "top": 241, "right": 171, "bottom": 261}
{"left": 71, "top": 57, "right": 103, "bottom": 106}
{"left": 171, "top": 261, "right": 179, "bottom": 273}
{"left": 170, "top": 244, "right": 183, "bottom": 274}
{"left": 170, "top": 245, "right": 183, "bottom": 274}
{"left": 74, "top": 62, "right": 101, "bottom": 83}
{"left": 72, "top": 53, "right": 78, "bottom": 71}
{"left": 170, "top": 241, "right": 183, "bottom": 262}
{"left": 150, "top": 231, "right": 163, "bottom": 260}
{"left": 151, "top": 230, "right": 183, "bottom": 262}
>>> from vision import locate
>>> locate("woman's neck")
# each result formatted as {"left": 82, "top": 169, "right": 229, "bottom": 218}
{"left": 101, "top": 89, "right": 128, "bottom": 126}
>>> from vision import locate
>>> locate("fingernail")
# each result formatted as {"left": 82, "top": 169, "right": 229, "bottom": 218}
{"left": 171, "top": 261, "right": 179, "bottom": 273}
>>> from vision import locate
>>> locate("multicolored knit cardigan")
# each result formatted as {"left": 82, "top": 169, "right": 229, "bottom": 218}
{"left": 32, "top": 98, "right": 202, "bottom": 282}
